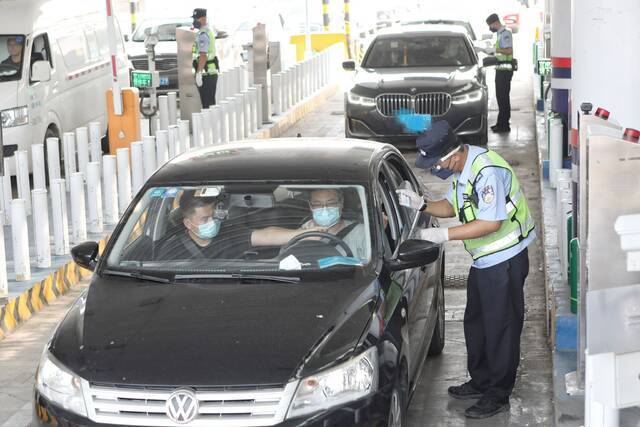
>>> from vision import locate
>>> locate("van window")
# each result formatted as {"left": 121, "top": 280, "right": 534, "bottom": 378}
{"left": 30, "top": 34, "right": 53, "bottom": 83}
{"left": 0, "top": 34, "right": 25, "bottom": 81}
{"left": 57, "top": 31, "right": 87, "bottom": 71}
{"left": 85, "top": 30, "right": 101, "bottom": 62}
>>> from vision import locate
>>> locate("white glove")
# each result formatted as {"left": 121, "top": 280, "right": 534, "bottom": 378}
{"left": 395, "top": 188, "right": 425, "bottom": 210}
{"left": 484, "top": 47, "right": 496, "bottom": 55}
{"left": 418, "top": 227, "right": 449, "bottom": 244}
{"left": 195, "top": 72, "right": 203, "bottom": 87}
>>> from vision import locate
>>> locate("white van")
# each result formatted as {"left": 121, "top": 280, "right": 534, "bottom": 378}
{"left": 0, "top": 0, "right": 129, "bottom": 166}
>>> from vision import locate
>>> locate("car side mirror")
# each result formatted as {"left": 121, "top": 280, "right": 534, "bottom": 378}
{"left": 31, "top": 60, "right": 51, "bottom": 83}
{"left": 71, "top": 241, "right": 99, "bottom": 271}
{"left": 124, "top": 34, "right": 130, "bottom": 42}
{"left": 342, "top": 60, "right": 356, "bottom": 71}
{"left": 387, "top": 239, "right": 440, "bottom": 271}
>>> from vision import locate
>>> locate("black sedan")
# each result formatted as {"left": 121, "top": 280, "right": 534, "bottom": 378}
{"left": 34, "top": 139, "right": 445, "bottom": 427}
{"left": 344, "top": 26, "right": 488, "bottom": 145}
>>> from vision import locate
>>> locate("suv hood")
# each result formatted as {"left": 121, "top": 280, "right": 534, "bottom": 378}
{"left": 352, "top": 65, "right": 480, "bottom": 94}
{"left": 50, "top": 273, "right": 378, "bottom": 387}
{"left": 127, "top": 40, "right": 178, "bottom": 58}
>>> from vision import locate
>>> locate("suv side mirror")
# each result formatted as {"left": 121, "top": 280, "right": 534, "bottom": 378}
{"left": 71, "top": 241, "right": 99, "bottom": 271}
{"left": 388, "top": 239, "right": 440, "bottom": 271}
{"left": 31, "top": 60, "right": 51, "bottom": 83}
{"left": 342, "top": 60, "right": 356, "bottom": 71}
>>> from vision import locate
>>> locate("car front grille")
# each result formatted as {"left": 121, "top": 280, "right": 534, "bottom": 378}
{"left": 83, "top": 381, "right": 298, "bottom": 426}
{"left": 131, "top": 57, "right": 178, "bottom": 71}
{"left": 376, "top": 93, "right": 451, "bottom": 117}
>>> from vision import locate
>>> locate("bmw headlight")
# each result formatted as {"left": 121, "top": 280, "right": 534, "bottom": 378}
{"left": 451, "top": 88, "right": 484, "bottom": 104}
{"left": 287, "top": 347, "right": 378, "bottom": 419}
{"left": 347, "top": 91, "right": 376, "bottom": 107}
{"left": 36, "top": 350, "right": 88, "bottom": 417}
{"left": 0, "top": 106, "right": 29, "bottom": 128}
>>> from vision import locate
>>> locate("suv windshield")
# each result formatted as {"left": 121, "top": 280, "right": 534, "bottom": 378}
{"left": 132, "top": 21, "right": 190, "bottom": 42}
{"left": 363, "top": 35, "right": 473, "bottom": 68}
{"left": 0, "top": 35, "right": 25, "bottom": 81}
{"left": 106, "top": 184, "right": 372, "bottom": 275}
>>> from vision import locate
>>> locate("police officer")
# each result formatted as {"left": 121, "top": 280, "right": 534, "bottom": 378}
{"left": 486, "top": 13, "right": 514, "bottom": 133}
{"left": 396, "top": 120, "right": 536, "bottom": 419}
{"left": 192, "top": 8, "right": 218, "bottom": 108}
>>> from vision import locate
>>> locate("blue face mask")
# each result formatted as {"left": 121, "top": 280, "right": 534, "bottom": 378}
{"left": 196, "top": 219, "right": 221, "bottom": 239}
{"left": 313, "top": 207, "right": 341, "bottom": 228}
{"left": 431, "top": 166, "right": 454, "bottom": 180}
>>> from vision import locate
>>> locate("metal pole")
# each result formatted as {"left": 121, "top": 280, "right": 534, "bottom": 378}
{"left": 191, "top": 112, "right": 204, "bottom": 147}
{"left": 201, "top": 108, "right": 213, "bottom": 146}
{"left": 158, "top": 95, "right": 169, "bottom": 131}
{"left": 116, "top": 148, "right": 131, "bottom": 214}
{"left": 106, "top": 0, "right": 123, "bottom": 115}
{"left": 46, "top": 137, "right": 61, "bottom": 184}
{"left": 218, "top": 101, "right": 230, "bottom": 143}
{"left": 305, "top": 0, "right": 312, "bottom": 57}
{"left": 129, "top": 0, "right": 137, "bottom": 34}
{"left": 236, "top": 95, "right": 245, "bottom": 139}
{"left": 11, "top": 198, "right": 30, "bottom": 281}
{"left": 140, "top": 118, "right": 150, "bottom": 137}
{"left": 323, "top": 0, "right": 330, "bottom": 32}
{"left": 32, "top": 189, "right": 51, "bottom": 268}
{"left": 156, "top": 130, "right": 169, "bottom": 166}
{"left": 142, "top": 136, "right": 157, "bottom": 180}
{"left": 167, "top": 91, "right": 178, "bottom": 126}
{"left": 32, "top": 144, "right": 47, "bottom": 190}
{"left": 62, "top": 132, "right": 76, "bottom": 191}
{"left": 0, "top": 214, "right": 7, "bottom": 300}
{"left": 103, "top": 155, "right": 119, "bottom": 225}
{"left": 15, "top": 151, "right": 31, "bottom": 215}
{"left": 50, "top": 178, "right": 69, "bottom": 255}
{"left": 87, "top": 161, "right": 104, "bottom": 233}
{"left": 226, "top": 98, "right": 238, "bottom": 141}
{"left": 70, "top": 172, "right": 87, "bottom": 245}
{"left": 76, "top": 126, "right": 90, "bottom": 180}
{"left": 178, "top": 120, "right": 191, "bottom": 153}
{"left": 89, "top": 122, "right": 102, "bottom": 165}
{"left": 2, "top": 159, "right": 11, "bottom": 225}
{"left": 344, "top": 0, "right": 352, "bottom": 59}
{"left": 168, "top": 125, "right": 180, "bottom": 157}
{"left": 130, "top": 141, "right": 144, "bottom": 195}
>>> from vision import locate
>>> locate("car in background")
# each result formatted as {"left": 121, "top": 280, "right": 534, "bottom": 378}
{"left": 127, "top": 18, "right": 228, "bottom": 95}
{"left": 401, "top": 19, "right": 477, "bottom": 41}
{"left": 34, "top": 139, "right": 446, "bottom": 426}
{"left": 344, "top": 26, "right": 488, "bottom": 146}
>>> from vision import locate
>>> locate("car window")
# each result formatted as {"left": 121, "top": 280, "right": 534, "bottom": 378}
{"left": 132, "top": 22, "right": 190, "bottom": 42}
{"left": 363, "top": 35, "right": 473, "bottom": 68}
{"left": 106, "top": 184, "right": 372, "bottom": 274}
{"left": 377, "top": 172, "right": 404, "bottom": 254}
{"left": 383, "top": 155, "right": 421, "bottom": 225}
{"left": 0, "top": 34, "right": 26, "bottom": 81}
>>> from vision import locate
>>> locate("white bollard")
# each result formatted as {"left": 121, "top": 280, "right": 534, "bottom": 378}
{"left": 218, "top": 101, "right": 230, "bottom": 143}
{"left": 15, "top": 151, "right": 31, "bottom": 215}
{"left": 11, "top": 199, "right": 30, "bottom": 281}
{"left": 140, "top": 118, "right": 150, "bottom": 137}
{"left": 178, "top": 119, "right": 191, "bottom": 153}
{"left": 116, "top": 149, "right": 132, "bottom": 214}
{"left": 103, "top": 155, "right": 119, "bottom": 225}
{"left": 158, "top": 95, "right": 169, "bottom": 131}
{"left": 0, "top": 220, "right": 7, "bottom": 298}
{"left": 210, "top": 106, "right": 221, "bottom": 144}
{"left": 169, "top": 125, "right": 180, "bottom": 157}
{"left": 256, "top": 84, "right": 264, "bottom": 129}
{"left": 0, "top": 175, "right": 5, "bottom": 226}
{"left": 247, "top": 88, "right": 258, "bottom": 133}
{"left": 216, "top": 72, "right": 225, "bottom": 103}
{"left": 62, "top": 132, "right": 76, "bottom": 191}
{"left": 167, "top": 91, "right": 178, "bottom": 126}
{"left": 46, "top": 137, "right": 61, "bottom": 183}
{"left": 32, "top": 189, "right": 51, "bottom": 268}
{"left": 142, "top": 136, "right": 157, "bottom": 180}
{"left": 282, "top": 70, "right": 291, "bottom": 111}
{"left": 549, "top": 118, "right": 563, "bottom": 188}
{"left": 240, "top": 64, "right": 248, "bottom": 92}
{"left": 130, "top": 141, "right": 144, "bottom": 195}
{"left": 89, "top": 122, "right": 102, "bottom": 164}
{"left": 32, "top": 144, "right": 47, "bottom": 190}
{"left": 242, "top": 92, "right": 251, "bottom": 137}
{"left": 191, "top": 112, "right": 204, "bottom": 147}
{"left": 226, "top": 98, "right": 238, "bottom": 141}
{"left": 50, "top": 179, "right": 69, "bottom": 255}
{"left": 87, "top": 162, "right": 104, "bottom": 233}
{"left": 236, "top": 94, "right": 246, "bottom": 139}
{"left": 2, "top": 162, "right": 12, "bottom": 225}
{"left": 76, "top": 126, "right": 90, "bottom": 179}
{"left": 156, "top": 130, "right": 169, "bottom": 166}
{"left": 201, "top": 108, "right": 213, "bottom": 146}
{"left": 70, "top": 172, "right": 87, "bottom": 245}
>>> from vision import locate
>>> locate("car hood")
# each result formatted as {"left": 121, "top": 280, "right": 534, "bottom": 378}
{"left": 352, "top": 65, "right": 480, "bottom": 95}
{"left": 50, "top": 272, "right": 379, "bottom": 387}
{"left": 0, "top": 80, "right": 19, "bottom": 109}
{"left": 128, "top": 41, "right": 178, "bottom": 58}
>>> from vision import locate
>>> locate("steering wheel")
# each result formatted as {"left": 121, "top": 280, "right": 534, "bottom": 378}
{"left": 281, "top": 231, "right": 354, "bottom": 258}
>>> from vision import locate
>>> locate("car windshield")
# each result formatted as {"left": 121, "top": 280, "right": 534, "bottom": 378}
{"left": 363, "top": 35, "right": 473, "bottom": 68}
{"left": 106, "top": 184, "right": 372, "bottom": 275}
{"left": 0, "top": 35, "right": 25, "bottom": 81}
{"left": 132, "top": 21, "right": 190, "bottom": 42}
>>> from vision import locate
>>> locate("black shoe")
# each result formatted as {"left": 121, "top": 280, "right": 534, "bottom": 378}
{"left": 447, "top": 382, "right": 483, "bottom": 400}
{"left": 465, "top": 397, "right": 510, "bottom": 419}
{"left": 490, "top": 124, "right": 500, "bottom": 131}
{"left": 491, "top": 126, "right": 511, "bottom": 133}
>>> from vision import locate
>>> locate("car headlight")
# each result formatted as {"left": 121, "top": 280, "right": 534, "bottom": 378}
{"left": 36, "top": 350, "right": 88, "bottom": 417}
{"left": 0, "top": 106, "right": 29, "bottom": 128}
{"left": 287, "top": 347, "right": 378, "bottom": 419}
{"left": 347, "top": 91, "right": 376, "bottom": 107}
{"left": 451, "top": 88, "right": 484, "bottom": 104}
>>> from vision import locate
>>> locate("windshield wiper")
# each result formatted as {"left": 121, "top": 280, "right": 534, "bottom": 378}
{"left": 102, "top": 269, "right": 172, "bottom": 284}
{"left": 174, "top": 273, "right": 300, "bottom": 284}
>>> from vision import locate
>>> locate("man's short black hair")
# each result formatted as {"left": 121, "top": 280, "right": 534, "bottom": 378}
{"left": 180, "top": 192, "right": 218, "bottom": 218}
{"left": 486, "top": 13, "right": 500, "bottom": 25}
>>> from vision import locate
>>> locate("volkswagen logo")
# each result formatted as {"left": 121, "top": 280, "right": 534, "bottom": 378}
{"left": 166, "top": 388, "right": 199, "bottom": 424}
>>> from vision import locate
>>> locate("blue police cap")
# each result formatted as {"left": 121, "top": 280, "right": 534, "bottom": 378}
{"left": 415, "top": 120, "right": 459, "bottom": 170}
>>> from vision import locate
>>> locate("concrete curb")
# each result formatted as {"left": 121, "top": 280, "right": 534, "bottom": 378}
{"left": 0, "top": 81, "right": 341, "bottom": 342}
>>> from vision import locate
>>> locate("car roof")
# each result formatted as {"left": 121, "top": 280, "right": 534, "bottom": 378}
{"left": 148, "top": 138, "right": 394, "bottom": 185}
{"left": 376, "top": 25, "right": 470, "bottom": 38}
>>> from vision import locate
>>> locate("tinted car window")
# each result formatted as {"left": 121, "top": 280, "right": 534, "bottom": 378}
{"left": 363, "top": 35, "right": 473, "bottom": 68}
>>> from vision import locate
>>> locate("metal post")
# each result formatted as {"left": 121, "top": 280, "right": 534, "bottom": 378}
{"left": 32, "top": 144, "right": 47, "bottom": 190}
{"left": 210, "top": 106, "right": 221, "bottom": 144}
{"left": 140, "top": 118, "right": 150, "bottom": 137}
{"left": 305, "top": 0, "right": 312, "bottom": 57}
{"left": 247, "top": 88, "right": 258, "bottom": 133}
{"left": 242, "top": 92, "right": 252, "bottom": 137}
{"left": 89, "top": 122, "right": 102, "bottom": 165}
{"left": 70, "top": 172, "right": 87, "bottom": 245}
{"left": 87, "top": 161, "right": 104, "bottom": 233}
{"left": 167, "top": 91, "right": 178, "bottom": 126}
{"left": 106, "top": 0, "right": 123, "bottom": 115}
{"left": 15, "top": 151, "right": 31, "bottom": 215}
{"left": 168, "top": 125, "right": 180, "bottom": 157}
{"left": 158, "top": 95, "right": 169, "bottom": 131}
{"left": 32, "top": 189, "right": 51, "bottom": 268}
{"left": 215, "top": 72, "right": 224, "bottom": 104}
{"left": 272, "top": 73, "right": 282, "bottom": 115}
{"left": 156, "top": 130, "right": 169, "bottom": 166}
{"left": 2, "top": 159, "right": 11, "bottom": 225}
{"left": 116, "top": 149, "right": 131, "bottom": 214}
{"left": 130, "top": 141, "right": 144, "bottom": 195}
{"left": 322, "top": 0, "right": 330, "bottom": 31}
{"left": 62, "top": 132, "right": 76, "bottom": 191}
{"left": 191, "top": 112, "right": 204, "bottom": 147}
{"left": 178, "top": 119, "right": 191, "bottom": 153}
{"left": 50, "top": 178, "right": 69, "bottom": 255}
{"left": 226, "top": 98, "right": 238, "bottom": 141}
{"left": 0, "top": 216, "right": 7, "bottom": 300}
{"left": 142, "top": 136, "right": 157, "bottom": 180}
{"left": 76, "top": 126, "right": 90, "bottom": 180}
{"left": 10, "top": 198, "right": 30, "bottom": 281}
{"left": 129, "top": 0, "right": 137, "bottom": 33}
{"left": 236, "top": 95, "right": 246, "bottom": 139}
{"left": 255, "top": 84, "right": 263, "bottom": 129}
{"left": 550, "top": 118, "right": 563, "bottom": 188}
{"left": 103, "top": 155, "right": 119, "bottom": 225}
{"left": 201, "top": 108, "right": 213, "bottom": 146}
{"left": 218, "top": 101, "right": 230, "bottom": 143}
{"left": 46, "top": 137, "right": 61, "bottom": 184}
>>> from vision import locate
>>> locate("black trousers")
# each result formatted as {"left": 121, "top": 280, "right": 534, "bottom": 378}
{"left": 464, "top": 248, "right": 529, "bottom": 403}
{"left": 198, "top": 74, "right": 218, "bottom": 109}
{"left": 495, "top": 70, "right": 513, "bottom": 128}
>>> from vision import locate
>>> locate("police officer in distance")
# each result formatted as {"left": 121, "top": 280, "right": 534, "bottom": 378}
{"left": 192, "top": 8, "right": 219, "bottom": 108}
{"left": 486, "top": 13, "right": 514, "bottom": 133}
{"left": 396, "top": 120, "right": 536, "bottom": 419}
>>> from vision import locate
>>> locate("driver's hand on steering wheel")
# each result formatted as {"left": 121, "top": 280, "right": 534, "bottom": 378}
{"left": 298, "top": 223, "right": 329, "bottom": 239}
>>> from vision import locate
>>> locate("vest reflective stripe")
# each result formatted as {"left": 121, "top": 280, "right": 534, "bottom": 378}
{"left": 452, "top": 150, "right": 534, "bottom": 260}
{"left": 495, "top": 29, "right": 513, "bottom": 71}
{"left": 192, "top": 29, "right": 218, "bottom": 75}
